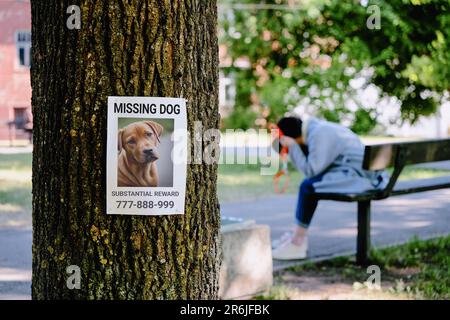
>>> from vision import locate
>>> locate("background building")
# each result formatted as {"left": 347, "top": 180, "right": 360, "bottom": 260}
{"left": 0, "top": 0, "right": 31, "bottom": 142}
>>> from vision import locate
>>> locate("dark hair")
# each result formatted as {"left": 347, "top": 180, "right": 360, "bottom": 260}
{"left": 277, "top": 117, "right": 303, "bottom": 138}
{"left": 273, "top": 116, "right": 309, "bottom": 156}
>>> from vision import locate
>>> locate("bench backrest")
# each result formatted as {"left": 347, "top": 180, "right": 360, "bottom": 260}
{"left": 362, "top": 138, "right": 450, "bottom": 171}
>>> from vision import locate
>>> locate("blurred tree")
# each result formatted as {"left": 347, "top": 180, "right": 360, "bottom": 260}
{"left": 220, "top": 0, "right": 450, "bottom": 132}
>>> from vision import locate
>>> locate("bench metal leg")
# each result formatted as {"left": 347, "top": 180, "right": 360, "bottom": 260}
{"left": 357, "top": 201, "right": 371, "bottom": 265}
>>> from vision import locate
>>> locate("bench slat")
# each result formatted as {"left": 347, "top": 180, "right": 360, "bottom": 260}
{"left": 314, "top": 190, "right": 379, "bottom": 202}
{"left": 363, "top": 138, "right": 450, "bottom": 170}
{"left": 391, "top": 175, "right": 450, "bottom": 196}
{"left": 315, "top": 176, "right": 450, "bottom": 202}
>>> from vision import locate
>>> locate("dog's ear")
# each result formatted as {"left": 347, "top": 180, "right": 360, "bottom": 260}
{"left": 118, "top": 129, "right": 124, "bottom": 152}
{"left": 145, "top": 121, "right": 163, "bottom": 143}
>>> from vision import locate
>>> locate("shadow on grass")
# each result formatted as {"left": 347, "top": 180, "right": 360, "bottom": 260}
{"left": 0, "top": 182, "right": 32, "bottom": 214}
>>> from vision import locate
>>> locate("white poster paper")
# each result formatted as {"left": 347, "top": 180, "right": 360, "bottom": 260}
{"left": 107, "top": 96, "right": 187, "bottom": 215}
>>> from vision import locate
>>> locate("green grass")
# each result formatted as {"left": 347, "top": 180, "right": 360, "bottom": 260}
{"left": 370, "top": 236, "right": 450, "bottom": 299}
{"left": 0, "top": 153, "right": 32, "bottom": 171}
{"left": 0, "top": 182, "right": 32, "bottom": 212}
{"left": 0, "top": 153, "right": 32, "bottom": 213}
{"left": 275, "top": 236, "right": 450, "bottom": 300}
{"left": 218, "top": 163, "right": 304, "bottom": 203}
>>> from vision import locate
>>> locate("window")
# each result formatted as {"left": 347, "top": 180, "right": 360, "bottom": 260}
{"left": 13, "top": 108, "right": 29, "bottom": 130}
{"left": 16, "top": 31, "right": 31, "bottom": 68}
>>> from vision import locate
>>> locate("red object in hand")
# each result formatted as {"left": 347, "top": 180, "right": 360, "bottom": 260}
{"left": 269, "top": 123, "right": 289, "bottom": 155}
{"left": 269, "top": 123, "right": 290, "bottom": 193}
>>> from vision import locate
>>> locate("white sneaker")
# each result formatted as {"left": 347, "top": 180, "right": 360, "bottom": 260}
{"left": 272, "top": 238, "right": 308, "bottom": 260}
{"left": 271, "top": 231, "right": 293, "bottom": 249}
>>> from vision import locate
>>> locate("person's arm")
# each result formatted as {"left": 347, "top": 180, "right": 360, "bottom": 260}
{"left": 288, "top": 129, "right": 343, "bottom": 178}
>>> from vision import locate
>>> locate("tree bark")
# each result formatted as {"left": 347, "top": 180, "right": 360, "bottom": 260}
{"left": 31, "top": 0, "right": 220, "bottom": 299}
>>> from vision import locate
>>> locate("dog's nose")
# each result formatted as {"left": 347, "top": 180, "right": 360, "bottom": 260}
{"left": 143, "top": 149, "right": 153, "bottom": 155}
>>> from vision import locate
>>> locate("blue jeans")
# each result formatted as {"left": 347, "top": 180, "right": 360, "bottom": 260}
{"left": 295, "top": 173, "right": 325, "bottom": 228}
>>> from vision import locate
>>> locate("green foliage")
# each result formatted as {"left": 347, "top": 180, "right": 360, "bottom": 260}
{"left": 259, "top": 75, "right": 293, "bottom": 121}
{"left": 220, "top": 0, "right": 450, "bottom": 130}
{"left": 222, "top": 105, "right": 258, "bottom": 129}
{"left": 350, "top": 108, "right": 378, "bottom": 134}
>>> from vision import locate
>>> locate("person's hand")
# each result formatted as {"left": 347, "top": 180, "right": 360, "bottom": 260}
{"left": 279, "top": 136, "right": 296, "bottom": 148}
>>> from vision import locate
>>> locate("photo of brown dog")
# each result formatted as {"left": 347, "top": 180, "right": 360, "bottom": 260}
{"left": 117, "top": 120, "right": 164, "bottom": 187}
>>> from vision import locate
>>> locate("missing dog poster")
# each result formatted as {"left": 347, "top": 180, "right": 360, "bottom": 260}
{"left": 106, "top": 96, "right": 187, "bottom": 216}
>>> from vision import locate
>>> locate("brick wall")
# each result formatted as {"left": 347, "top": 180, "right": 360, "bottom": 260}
{"left": 0, "top": 0, "right": 31, "bottom": 141}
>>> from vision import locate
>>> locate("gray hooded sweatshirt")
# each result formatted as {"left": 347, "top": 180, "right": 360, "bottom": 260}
{"left": 288, "top": 117, "right": 388, "bottom": 193}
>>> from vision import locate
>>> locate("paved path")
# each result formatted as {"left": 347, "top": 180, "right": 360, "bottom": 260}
{"left": 1, "top": 189, "right": 450, "bottom": 299}
{"left": 0, "top": 228, "right": 32, "bottom": 299}
{"left": 0, "top": 146, "right": 32, "bottom": 154}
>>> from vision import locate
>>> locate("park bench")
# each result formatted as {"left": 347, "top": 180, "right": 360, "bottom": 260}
{"left": 314, "top": 138, "right": 450, "bottom": 265}
{"left": 6, "top": 119, "right": 33, "bottom": 145}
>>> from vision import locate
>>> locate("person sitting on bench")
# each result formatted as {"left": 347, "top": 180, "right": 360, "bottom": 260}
{"left": 272, "top": 116, "right": 388, "bottom": 260}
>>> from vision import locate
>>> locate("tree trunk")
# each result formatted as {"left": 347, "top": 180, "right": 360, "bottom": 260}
{"left": 31, "top": 0, "right": 220, "bottom": 299}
